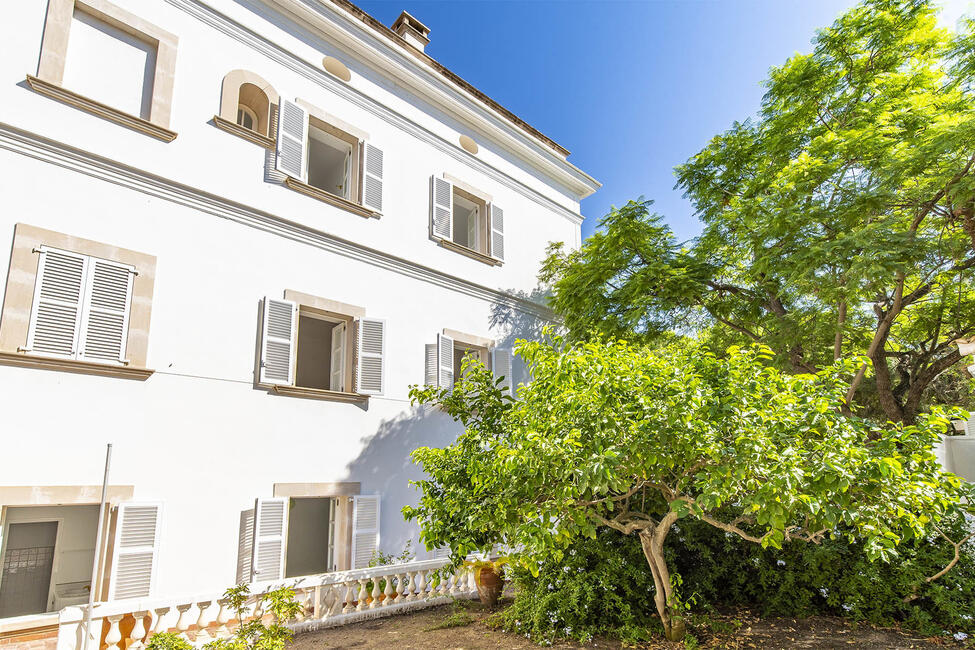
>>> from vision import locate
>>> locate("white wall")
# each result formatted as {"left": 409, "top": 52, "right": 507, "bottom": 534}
{"left": 0, "top": 0, "right": 586, "bottom": 602}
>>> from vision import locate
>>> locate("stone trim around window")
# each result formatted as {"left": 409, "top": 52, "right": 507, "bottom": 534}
{"left": 284, "top": 177, "right": 379, "bottom": 219}
{"left": 0, "top": 223, "right": 157, "bottom": 376}
{"left": 34, "top": 0, "right": 178, "bottom": 133}
{"left": 217, "top": 69, "right": 280, "bottom": 143}
{"left": 212, "top": 114, "right": 275, "bottom": 149}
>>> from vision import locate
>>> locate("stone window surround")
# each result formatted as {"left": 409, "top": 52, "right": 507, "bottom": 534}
{"left": 0, "top": 223, "right": 156, "bottom": 380}
{"left": 444, "top": 327, "right": 495, "bottom": 368}
{"left": 30, "top": 0, "right": 178, "bottom": 140}
{"left": 213, "top": 69, "right": 280, "bottom": 149}
{"left": 273, "top": 482, "right": 360, "bottom": 572}
{"left": 437, "top": 174, "right": 502, "bottom": 267}
{"left": 266, "top": 289, "right": 368, "bottom": 402}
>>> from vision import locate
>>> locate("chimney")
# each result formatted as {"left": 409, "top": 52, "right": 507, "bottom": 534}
{"left": 392, "top": 11, "right": 430, "bottom": 53}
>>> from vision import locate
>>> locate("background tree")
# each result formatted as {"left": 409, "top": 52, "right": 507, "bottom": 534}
{"left": 405, "top": 339, "right": 974, "bottom": 641}
{"left": 541, "top": 0, "right": 975, "bottom": 423}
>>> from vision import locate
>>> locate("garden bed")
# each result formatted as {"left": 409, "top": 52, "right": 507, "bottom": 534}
{"left": 288, "top": 600, "right": 965, "bottom": 649}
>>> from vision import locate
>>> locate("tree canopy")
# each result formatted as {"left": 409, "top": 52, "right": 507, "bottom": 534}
{"left": 541, "top": 0, "right": 975, "bottom": 423}
{"left": 405, "top": 338, "right": 974, "bottom": 640}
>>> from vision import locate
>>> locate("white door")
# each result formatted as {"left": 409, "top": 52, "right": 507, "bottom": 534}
{"left": 330, "top": 322, "right": 346, "bottom": 392}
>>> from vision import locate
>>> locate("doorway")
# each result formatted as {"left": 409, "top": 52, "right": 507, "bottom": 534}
{"left": 0, "top": 521, "right": 58, "bottom": 617}
{"left": 284, "top": 498, "right": 335, "bottom": 578}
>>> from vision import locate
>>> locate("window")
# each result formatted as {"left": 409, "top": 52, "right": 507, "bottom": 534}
{"left": 258, "top": 294, "right": 386, "bottom": 399}
{"left": 237, "top": 491, "right": 376, "bottom": 580}
{"left": 237, "top": 105, "right": 257, "bottom": 132}
{"left": 29, "top": 0, "right": 178, "bottom": 141}
{"left": 425, "top": 330, "right": 511, "bottom": 393}
{"left": 431, "top": 176, "right": 504, "bottom": 264}
{"left": 274, "top": 99, "right": 384, "bottom": 216}
{"left": 307, "top": 121, "right": 356, "bottom": 200}
{"left": 0, "top": 225, "right": 155, "bottom": 377}
{"left": 216, "top": 71, "right": 278, "bottom": 146}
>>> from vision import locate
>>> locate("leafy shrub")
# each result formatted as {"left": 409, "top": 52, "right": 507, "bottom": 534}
{"left": 496, "top": 529, "right": 661, "bottom": 645}
{"left": 146, "top": 632, "right": 192, "bottom": 650}
{"left": 201, "top": 583, "right": 302, "bottom": 650}
{"left": 671, "top": 514, "right": 975, "bottom": 637}
{"left": 501, "top": 517, "right": 975, "bottom": 644}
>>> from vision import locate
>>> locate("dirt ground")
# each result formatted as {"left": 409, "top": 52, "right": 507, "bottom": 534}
{"left": 288, "top": 600, "right": 964, "bottom": 649}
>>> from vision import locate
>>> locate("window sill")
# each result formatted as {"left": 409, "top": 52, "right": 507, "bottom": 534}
{"left": 26, "top": 75, "right": 178, "bottom": 143}
{"left": 270, "top": 385, "right": 370, "bottom": 402}
{"left": 0, "top": 351, "right": 154, "bottom": 381}
{"left": 212, "top": 115, "right": 275, "bottom": 149}
{"left": 283, "top": 177, "right": 380, "bottom": 219}
{"left": 436, "top": 238, "right": 503, "bottom": 266}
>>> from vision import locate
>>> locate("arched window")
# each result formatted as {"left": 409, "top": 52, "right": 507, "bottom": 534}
{"left": 218, "top": 71, "right": 278, "bottom": 141}
{"left": 237, "top": 104, "right": 258, "bottom": 132}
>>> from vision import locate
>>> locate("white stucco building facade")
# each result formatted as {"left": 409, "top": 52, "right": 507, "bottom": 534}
{"left": 0, "top": 0, "right": 598, "bottom": 639}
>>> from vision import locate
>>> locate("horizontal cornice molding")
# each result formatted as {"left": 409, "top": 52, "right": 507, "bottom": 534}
{"left": 0, "top": 122, "right": 557, "bottom": 322}
{"left": 264, "top": 0, "right": 599, "bottom": 196}
{"left": 165, "top": 0, "right": 587, "bottom": 226}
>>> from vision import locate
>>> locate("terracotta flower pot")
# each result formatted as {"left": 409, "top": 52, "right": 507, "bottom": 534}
{"left": 475, "top": 566, "right": 504, "bottom": 606}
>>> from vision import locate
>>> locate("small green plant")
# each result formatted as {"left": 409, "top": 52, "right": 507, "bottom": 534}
{"left": 426, "top": 600, "right": 476, "bottom": 631}
{"left": 368, "top": 539, "right": 415, "bottom": 567}
{"left": 146, "top": 632, "right": 192, "bottom": 650}
{"left": 201, "top": 583, "right": 303, "bottom": 650}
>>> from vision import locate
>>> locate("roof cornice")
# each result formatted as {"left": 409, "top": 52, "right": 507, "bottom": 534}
{"left": 260, "top": 0, "right": 601, "bottom": 199}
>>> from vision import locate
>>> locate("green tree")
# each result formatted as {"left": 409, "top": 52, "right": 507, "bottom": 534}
{"left": 405, "top": 339, "right": 974, "bottom": 641}
{"left": 541, "top": 0, "right": 975, "bottom": 424}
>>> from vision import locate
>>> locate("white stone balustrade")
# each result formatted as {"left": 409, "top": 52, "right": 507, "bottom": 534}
{"left": 55, "top": 557, "right": 478, "bottom": 650}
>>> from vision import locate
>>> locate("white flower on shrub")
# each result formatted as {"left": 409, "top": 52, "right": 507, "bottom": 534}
{"left": 954, "top": 632, "right": 969, "bottom": 641}
{"left": 777, "top": 560, "right": 786, "bottom": 566}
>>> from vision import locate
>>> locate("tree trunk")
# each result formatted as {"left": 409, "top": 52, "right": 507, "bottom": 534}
{"left": 638, "top": 519, "right": 685, "bottom": 642}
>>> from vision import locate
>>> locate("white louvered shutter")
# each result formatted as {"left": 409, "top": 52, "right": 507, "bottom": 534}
{"left": 424, "top": 343, "right": 438, "bottom": 387}
{"left": 25, "top": 247, "right": 88, "bottom": 358}
{"left": 431, "top": 176, "right": 453, "bottom": 240}
{"left": 351, "top": 495, "right": 380, "bottom": 569}
{"left": 260, "top": 297, "right": 297, "bottom": 385}
{"left": 236, "top": 506, "right": 256, "bottom": 585}
{"left": 437, "top": 333, "right": 454, "bottom": 391}
{"left": 251, "top": 498, "right": 287, "bottom": 582}
{"left": 489, "top": 203, "right": 504, "bottom": 261}
{"left": 356, "top": 318, "right": 385, "bottom": 395}
{"left": 79, "top": 258, "right": 135, "bottom": 364}
{"left": 492, "top": 348, "right": 513, "bottom": 395}
{"left": 274, "top": 99, "right": 308, "bottom": 181}
{"left": 109, "top": 502, "right": 162, "bottom": 600}
{"left": 330, "top": 321, "right": 346, "bottom": 392}
{"left": 361, "top": 143, "right": 383, "bottom": 213}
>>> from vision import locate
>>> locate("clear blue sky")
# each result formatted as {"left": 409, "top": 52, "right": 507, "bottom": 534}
{"left": 357, "top": 0, "right": 970, "bottom": 242}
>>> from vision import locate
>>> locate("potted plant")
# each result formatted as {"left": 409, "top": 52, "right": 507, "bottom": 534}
{"left": 465, "top": 558, "right": 508, "bottom": 606}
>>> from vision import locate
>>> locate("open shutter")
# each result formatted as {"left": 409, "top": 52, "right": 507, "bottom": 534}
{"left": 437, "top": 333, "right": 454, "bottom": 391}
{"left": 489, "top": 203, "right": 504, "bottom": 261}
{"left": 355, "top": 318, "right": 385, "bottom": 395}
{"left": 330, "top": 322, "right": 346, "bottom": 392}
{"left": 251, "top": 498, "right": 287, "bottom": 582}
{"left": 424, "top": 343, "right": 438, "bottom": 387}
{"left": 492, "top": 348, "right": 513, "bottom": 394}
{"left": 79, "top": 258, "right": 135, "bottom": 364}
{"left": 351, "top": 495, "right": 380, "bottom": 569}
{"left": 431, "top": 176, "right": 453, "bottom": 240}
{"left": 361, "top": 143, "right": 383, "bottom": 213}
{"left": 274, "top": 98, "right": 308, "bottom": 181}
{"left": 109, "top": 502, "right": 162, "bottom": 600}
{"left": 25, "top": 247, "right": 88, "bottom": 358}
{"left": 260, "top": 297, "right": 297, "bottom": 385}
{"left": 235, "top": 507, "right": 256, "bottom": 585}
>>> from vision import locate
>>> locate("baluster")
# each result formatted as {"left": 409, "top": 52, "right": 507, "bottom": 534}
{"left": 416, "top": 570, "right": 427, "bottom": 601}
{"left": 252, "top": 595, "right": 265, "bottom": 622}
{"left": 439, "top": 572, "right": 451, "bottom": 597}
{"left": 303, "top": 588, "right": 315, "bottom": 619}
{"left": 356, "top": 579, "right": 369, "bottom": 612}
{"left": 128, "top": 611, "right": 149, "bottom": 650}
{"left": 369, "top": 576, "right": 381, "bottom": 609}
{"left": 214, "top": 599, "right": 231, "bottom": 638}
{"left": 342, "top": 581, "right": 356, "bottom": 614}
{"left": 467, "top": 567, "right": 477, "bottom": 593}
{"left": 104, "top": 615, "right": 124, "bottom": 650}
{"left": 449, "top": 570, "right": 461, "bottom": 596}
{"left": 152, "top": 606, "right": 171, "bottom": 635}
{"left": 194, "top": 600, "right": 213, "bottom": 643}
{"left": 405, "top": 571, "right": 416, "bottom": 602}
{"left": 174, "top": 604, "right": 192, "bottom": 641}
{"left": 382, "top": 572, "right": 394, "bottom": 606}
{"left": 312, "top": 586, "right": 323, "bottom": 619}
